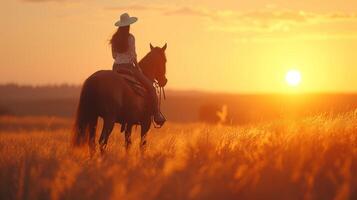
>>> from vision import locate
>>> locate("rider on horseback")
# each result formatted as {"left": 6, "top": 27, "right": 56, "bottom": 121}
{"left": 110, "top": 13, "right": 166, "bottom": 126}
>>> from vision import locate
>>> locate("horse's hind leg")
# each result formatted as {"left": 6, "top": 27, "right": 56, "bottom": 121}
{"left": 88, "top": 118, "right": 98, "bottom": 157}
{"left": 125, "top": 124, "right": 133, "bottom": 151}
{"left": 99, "top": 118, "right": 115, "bottom": 154}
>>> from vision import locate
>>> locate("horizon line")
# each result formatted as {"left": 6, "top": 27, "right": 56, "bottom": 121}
{"left": 2, "top": 83, "right": 357, "bottom": 95}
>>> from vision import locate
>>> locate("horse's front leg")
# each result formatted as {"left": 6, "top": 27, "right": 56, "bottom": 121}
{"left": 140, "top": 132, "right": 148, "bottom": 153}
{"left": 125, "top": 124, "right": 133, "bottom": 152}
{"left": 99, "top": 118, "right": 115, "bottom": 154}
{"left": 140, "top": 119, "right": 151, "bottom": 152}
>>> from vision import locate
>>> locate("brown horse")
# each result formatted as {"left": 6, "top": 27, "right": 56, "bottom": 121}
{"left": 73, "top": 43, "right": 167, "bottom": 154}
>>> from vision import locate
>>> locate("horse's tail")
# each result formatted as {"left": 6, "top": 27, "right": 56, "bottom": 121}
{"left": 72, "top": 81, "right": 95, "bottom": 147}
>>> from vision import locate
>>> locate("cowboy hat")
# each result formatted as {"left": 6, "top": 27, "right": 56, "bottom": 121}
{"left": 115, "top": 13, "right": 138, "bottom": 27}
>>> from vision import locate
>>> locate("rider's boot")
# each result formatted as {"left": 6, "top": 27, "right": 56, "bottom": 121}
{"left": 154, "top": 104, "right": 166, "bottom": 126}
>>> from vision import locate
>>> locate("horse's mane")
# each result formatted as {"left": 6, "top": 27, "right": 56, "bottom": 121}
{"left": 139, "top": 49, "right": 158, "bottom": 81}
{"left": 139, "top": 50, "right": 154, "bottom": 67}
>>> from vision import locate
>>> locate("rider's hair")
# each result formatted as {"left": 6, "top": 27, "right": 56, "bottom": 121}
{"left": 110, "top": 26, "right": 130, "bottom": 53}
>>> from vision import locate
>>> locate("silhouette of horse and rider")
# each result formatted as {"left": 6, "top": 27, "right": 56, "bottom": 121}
{"left": 73, "top": 13, "right": 168, "bottom": 154}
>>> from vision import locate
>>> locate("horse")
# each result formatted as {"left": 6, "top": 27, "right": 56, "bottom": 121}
{"left": 72, "top": 43, "right": 168, "bottom": 154}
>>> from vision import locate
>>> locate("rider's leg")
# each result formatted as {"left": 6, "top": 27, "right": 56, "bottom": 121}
{"left": 132, "top": 67, "right": 166, "bottom": 126}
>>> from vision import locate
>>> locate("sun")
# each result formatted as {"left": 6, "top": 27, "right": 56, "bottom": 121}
{"left": 285, "top": 69, "right": 301, "bottom": 86}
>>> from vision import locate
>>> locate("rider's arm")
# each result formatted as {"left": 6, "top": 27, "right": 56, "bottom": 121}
{"left": 128, "top": 34, "right": 142, "bottom": 72}
{"left": 128, "top": 34, "right": 138, "bottom": 65}
{"left": 111, "top": 46, "right": 117, "bottom": 60}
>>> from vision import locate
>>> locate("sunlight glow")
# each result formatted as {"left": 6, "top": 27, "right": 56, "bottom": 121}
{"left": 285, "top": 70, "right": 301, "bottom": 87}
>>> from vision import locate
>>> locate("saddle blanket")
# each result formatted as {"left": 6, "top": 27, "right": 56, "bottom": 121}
{"left": 115, "top": 68, "right": 147, "bottom": 97}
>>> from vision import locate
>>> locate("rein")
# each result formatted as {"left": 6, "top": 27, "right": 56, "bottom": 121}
{"left": 154, "top": 81, "right": 166, "bottom": 105}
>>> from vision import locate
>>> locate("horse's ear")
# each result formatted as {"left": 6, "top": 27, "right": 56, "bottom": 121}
{"left": 150, "top": 43, "right": 154, "bottom": 50}
{"left": 162, "top": 43, "right": 167, "bottom": 51}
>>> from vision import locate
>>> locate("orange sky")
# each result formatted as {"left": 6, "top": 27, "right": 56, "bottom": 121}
{"left": 1, "top": 0, "right": 357, "bottom": 93}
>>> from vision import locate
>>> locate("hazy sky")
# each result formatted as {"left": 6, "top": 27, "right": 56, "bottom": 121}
{"left": 1, "top": 0, "right": 357, "bottom": 93}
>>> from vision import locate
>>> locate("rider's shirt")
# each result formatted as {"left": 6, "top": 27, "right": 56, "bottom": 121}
{"left": 112, "top": 34, "right": 137, "bottom": 65}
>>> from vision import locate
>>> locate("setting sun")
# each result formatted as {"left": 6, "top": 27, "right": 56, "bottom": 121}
{"left": 285, "top": 70, "right": 301, "bottom": 87}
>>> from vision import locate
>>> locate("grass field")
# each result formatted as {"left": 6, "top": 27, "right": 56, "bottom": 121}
{"left": 0, "top": 112, "right": 356, "bottom": 200}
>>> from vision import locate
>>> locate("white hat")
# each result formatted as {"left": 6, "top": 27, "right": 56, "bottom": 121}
{"left": 115, "top": 13, "right": 138, "bottom": 27}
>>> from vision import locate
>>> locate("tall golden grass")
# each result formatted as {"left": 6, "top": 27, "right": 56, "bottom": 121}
{"left": 0, "top": 112, "right": 356, "bottom": 200}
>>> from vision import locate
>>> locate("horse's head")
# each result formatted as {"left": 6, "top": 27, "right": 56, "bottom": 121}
{"left": 140, "top": 43, "right": 168, "bottom": 87}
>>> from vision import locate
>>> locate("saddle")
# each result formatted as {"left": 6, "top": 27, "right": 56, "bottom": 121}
{"left": 115, "top": 68, "right": 147, "bottom": 97}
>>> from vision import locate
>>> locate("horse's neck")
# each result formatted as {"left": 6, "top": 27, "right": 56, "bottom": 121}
{"left": 139, "top": 55, "right": 155, "bottom": 81}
